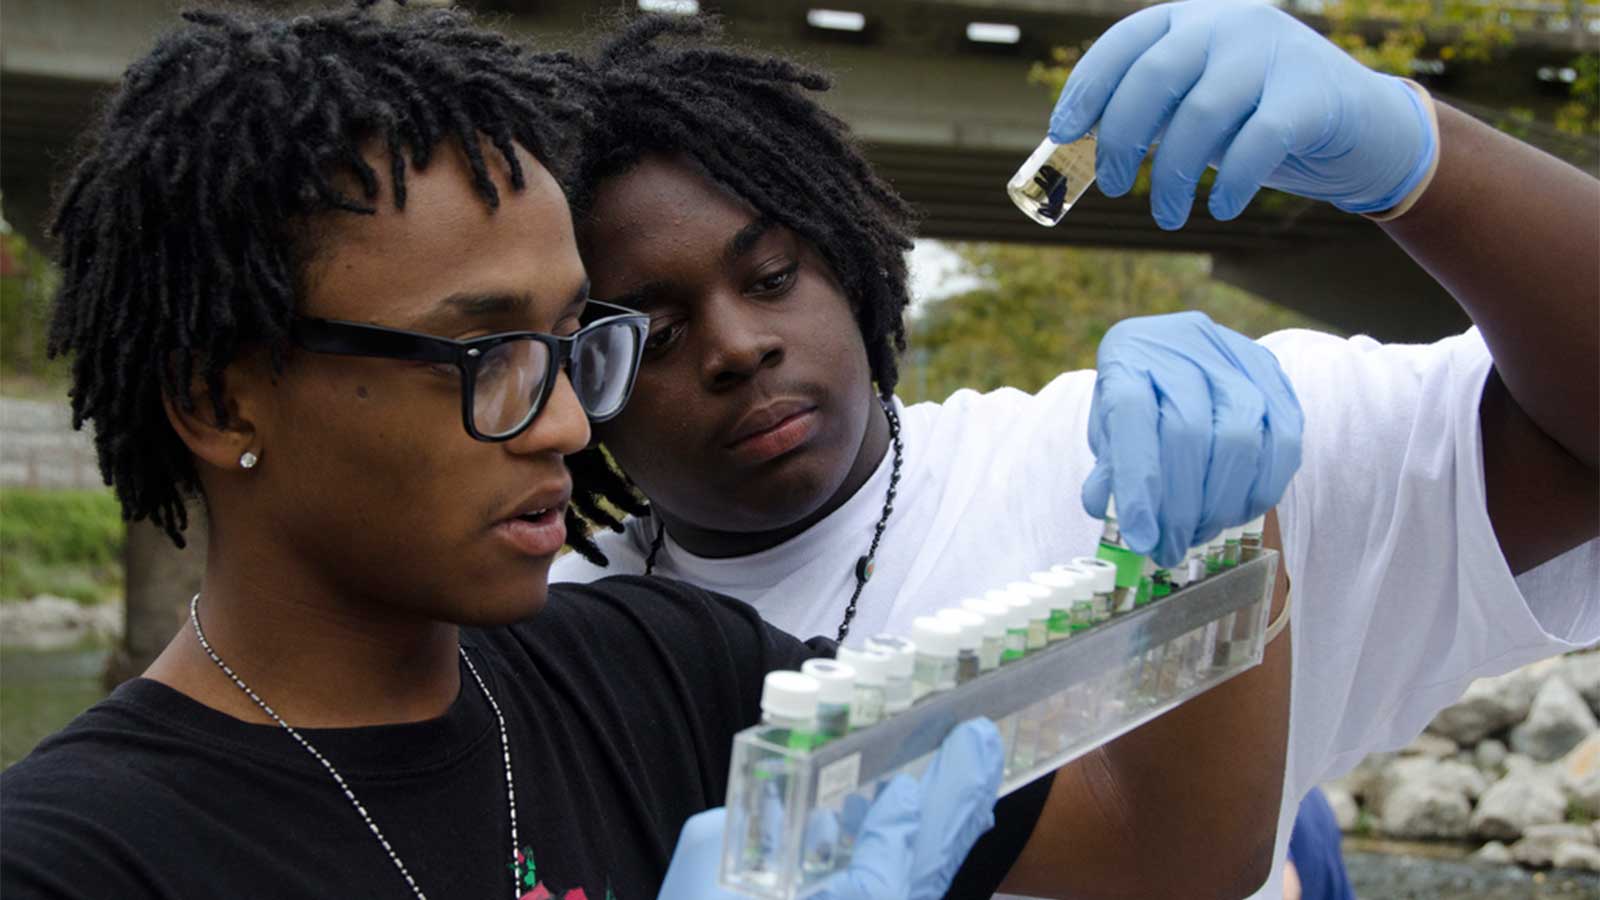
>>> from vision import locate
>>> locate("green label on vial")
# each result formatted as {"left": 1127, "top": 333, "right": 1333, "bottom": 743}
{"left": 1134, "top": 576, "right": 1153, "bottom": 607}
{"left": 1048, "top": 609, "right": 1071, "bottom": 635}
{"left": 1097, "top": 540, "right": 1146, "bottom": 589}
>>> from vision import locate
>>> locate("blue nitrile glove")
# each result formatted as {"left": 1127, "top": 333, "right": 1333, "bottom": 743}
{"left": 908, "top": 718, "right": 1004, "bottom": 900}
{"left": 1081, "top": 311, "right": 1303, "bottom": 568}
{"left": 1049, "top": 0, "right": 1438, "bottom": 229}
{"left": 656, "top": 719, "right": 1004, "bottom": 900}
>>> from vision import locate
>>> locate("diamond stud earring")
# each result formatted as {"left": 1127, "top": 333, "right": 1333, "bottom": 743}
{"left": 239, "top": 451, "right": 259, "bottom": 469}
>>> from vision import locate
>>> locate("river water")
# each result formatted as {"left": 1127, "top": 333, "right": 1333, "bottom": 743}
{"left": 1, "top": 645, "right": 108, "bottom": 769}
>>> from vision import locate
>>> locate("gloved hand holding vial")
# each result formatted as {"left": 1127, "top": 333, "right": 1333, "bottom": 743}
{"left": 1012, "top": 0, "right": 1437, "bottom": 230}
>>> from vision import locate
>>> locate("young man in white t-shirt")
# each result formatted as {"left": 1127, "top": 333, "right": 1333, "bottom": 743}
{"left": 553, "top": 3, "right": 1600, "bottom": 897}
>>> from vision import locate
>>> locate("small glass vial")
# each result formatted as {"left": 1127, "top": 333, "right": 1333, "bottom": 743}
{"left": 759, "top": 670, "right": 821, "bottom": 749}
{"left": 801, "top": 659, "right": 856, "bottom": 742}
{"left": 1134, "top": 557, "right": 1157, "bottom": 607}
{"left": 984, "top": 588, "right": 1031, "bottom": 662}
{"left": 835, "top": 646, "right": 891, "bottom": 730}
{"left": 1094, "top": 497, "right": 1152, "bottom": 613}
{"left": 1150, "top": 565, "right": 1174, "bottom": 599}
{"left": 748, "top": 671, "right": 821, "bottom": 877}
{"left": 1068, "top": 556, "right": 1118, "bottom": 624}
{"left": 864, "top": 634, "right": 917, "bottom": 716}
{"left": 1006, "top": 581, "right": 1053, "bottom": 651}
{"left": 1204, "top": 534, "right": 1226, "bottom": 575}
{"left": 1240, "top": 515, "right": 1266, "bottom": 562}
{"left": 910, "top": 617, "right": 960, "bottom": 700}
{"left": 1183, "top": 544, "right": 1208, "bottom": 586}
{"left": 936, "top": 608, "right": 986, "bottom": 685}
{"left": 960, "top": 598, "right": 1009, "bottom": 671}
{"left": 1027, "top": 568, "right": 1078, "bottom": 642}
{"left": 1221, "top": 525, "right": 1244, "bottom": 569}
{"left": 1006, "top": 133, "right": 1098, "bottom": 226}
{"left": 1050, "top": 563, "right": 1098, "bottom": 633}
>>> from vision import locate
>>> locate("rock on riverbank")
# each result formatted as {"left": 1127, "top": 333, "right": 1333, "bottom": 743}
{"left": 1326, "top": 651, "right": 1600, "bottom": 874}
{"left": 0, "top": 595, "right": 122, "bottom": 650}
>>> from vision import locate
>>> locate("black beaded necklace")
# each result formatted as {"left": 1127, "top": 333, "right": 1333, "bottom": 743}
{"left": 644, "top": 398, "right": 904, "bottom": 642}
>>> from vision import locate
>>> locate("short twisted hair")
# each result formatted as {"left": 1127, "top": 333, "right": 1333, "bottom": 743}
{"left": 559, "top": 14, "right": 920, "bottom": 566}
{"left": 48, "top": 2, "right": 586, "bottom": 546}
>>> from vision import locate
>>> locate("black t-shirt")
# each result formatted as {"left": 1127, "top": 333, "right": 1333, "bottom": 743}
{"left": 1, "top": 576, "right": 1050, "bottom": 899}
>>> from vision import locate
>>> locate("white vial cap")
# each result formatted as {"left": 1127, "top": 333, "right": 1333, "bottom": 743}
{"left": 1244, "top": 514, "right": 1266, "bottom": 536}
{"left": 1223, "top": 524, "right": 1246, "bottom": 541}
{"left": 1105, "top": 495, "right": 1118, "bottom": 520}
{"left": 959, "top": 598, "right": 1010, "bottom": 638}
{"left": 1006, "top": 580, "right": 1051, "bottom": 600}
{"left": 1051, "top": 565, "right": 1096, "bottom": 601}
{"left": 983, "top": 587, "right": 1016, "bottom": 607}
{"left": 1048, "top": 563, "right": 1091, "bottom": 595}
{"left": 1007, "top": 582, "right": 1051, "bottom": 619}
{"left": 936, "top": 608, "right": 985, "bottom": 651}
{"left": 911, "top": 616, "right": 960, "bottom": 657}
{"left": 1070, "top": 556, "right": 1118, "bottom": 594}
{"left": 865, "top": 634, "right": 917, "bottom": 678}
{"left": 989, "top": 589, "right": 1034, "bottom": 629}
{"left": 801, "top": 659, "right": 857, "bottom": 704}
{"left": 1029, "top": 568, "right": 1074, "bottom": 591}
{"left": 761, "top": 671, "right": 820, "bottom": 721}
{"left": 835, "top": 646, "right": 891, "bottom": 686}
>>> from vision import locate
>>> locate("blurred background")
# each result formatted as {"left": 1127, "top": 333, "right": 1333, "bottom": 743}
{"left": 1, "top": 1, "right": 1596, "bottom": 896}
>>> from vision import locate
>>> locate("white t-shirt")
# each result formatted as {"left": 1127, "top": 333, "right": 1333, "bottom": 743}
{"left": 552, "top": 327, "right": 1600, "bottom": 899}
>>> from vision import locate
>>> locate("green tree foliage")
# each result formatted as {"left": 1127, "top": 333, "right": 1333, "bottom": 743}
{"left": 900, "top": 243, "right": 1333, "bottom": 404}
{"left": 0, "top": 488, "right": 124, "bottom": 604}
{"left": 1030, "top": 2, "right": 1598, "bottom": 164}
{"left": 0, "top": 218, "right": 67, "bottom": 389}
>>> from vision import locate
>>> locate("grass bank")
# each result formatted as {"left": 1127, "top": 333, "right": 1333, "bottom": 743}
{"left": 0, "top": 488, "right": 123, "bottom": 604}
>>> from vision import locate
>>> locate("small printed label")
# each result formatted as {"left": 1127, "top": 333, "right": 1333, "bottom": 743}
{"left": 816, "top": 753, "right": 862, "bottom": 809}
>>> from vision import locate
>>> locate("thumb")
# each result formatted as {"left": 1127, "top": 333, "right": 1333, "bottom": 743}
{"left": 1081, "top": 458, "right": 1113, "bottom": 520}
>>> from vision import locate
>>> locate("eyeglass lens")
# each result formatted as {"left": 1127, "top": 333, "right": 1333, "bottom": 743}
{"left": 571, "top": 321, "right": 638, "bottom": 419}
{"left": 470, "top": 320, "right": 640, "bottom": 437}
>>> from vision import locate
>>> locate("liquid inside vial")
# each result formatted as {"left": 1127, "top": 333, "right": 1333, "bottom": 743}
{"left": 1006, "top": 134, "right": 1097, "bottom": 226}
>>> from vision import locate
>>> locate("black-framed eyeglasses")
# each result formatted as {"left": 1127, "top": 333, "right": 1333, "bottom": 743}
{"left": 289, "top": 300, "right": 649, "bottom": 442}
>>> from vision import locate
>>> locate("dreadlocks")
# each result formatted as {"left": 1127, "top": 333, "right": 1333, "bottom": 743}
{"left": 47, "top": 2, "right": 586, "bottom": 546}
{"left": 562, "top": 14, "right": 920, "bottom": 565}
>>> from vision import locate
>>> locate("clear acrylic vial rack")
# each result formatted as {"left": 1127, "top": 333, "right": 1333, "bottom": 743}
{"left": 720, "top": 550, "right": 1279, "bottom": 900}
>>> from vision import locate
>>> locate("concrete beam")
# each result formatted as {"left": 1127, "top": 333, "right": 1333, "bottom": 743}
{"left": 1213, "top": 231, "right": 1470, "bottom": 343}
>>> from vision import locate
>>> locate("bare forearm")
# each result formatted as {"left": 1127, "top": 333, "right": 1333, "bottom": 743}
{"left": 1381, "top": 102, "right": 1600, "bottom": 468}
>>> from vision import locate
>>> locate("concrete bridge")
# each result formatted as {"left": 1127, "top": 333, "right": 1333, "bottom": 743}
{"left": 4, "top": 0, "right": 1597, "bottom": 340}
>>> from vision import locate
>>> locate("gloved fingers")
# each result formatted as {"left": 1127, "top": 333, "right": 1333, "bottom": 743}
{"left": 813, "top": 775, "right": 921, "bottom": 900}
{"left": 1087, "top": 360, "right": 1163, "bottom": 554}
{"left": 1148, "top": 37, "right": 1270, "bottom": 230}
{"left": 803, "top": 808, "right": 844, "bottom": 872}
{"left": 656, "top": 808, "right": 732, "bottom": 900}
{"left": 1193, "top": 366, "right": 1266, "bottom": 539}
{"left": 921, "top": 719, "right": 1004, "bottom": 803}
{"left": 1047, "top": 5, "right": 1173, "bottom": 144}
{"left": 1207, "top": 69, "right": 1325, "bottom": 220}
{"left": 910, "top": 719, "right": 1003, "bottom": 900}
{"left": 1080, "top": 458, "right": 1114, "bottom": 521}
{"left": 1242, "top": 354, "right": 1304, "bottom": 521}
{"left": 1151, "top": 359, "right": 1210, "bottom": 566}
{"left": 1095, "top": 23, "right": 1211, "bottom": 197}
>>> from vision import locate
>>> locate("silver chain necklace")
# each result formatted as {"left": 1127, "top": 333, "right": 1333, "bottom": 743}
{"left": 188, "top": 594, "right": 521, "bottom": 899}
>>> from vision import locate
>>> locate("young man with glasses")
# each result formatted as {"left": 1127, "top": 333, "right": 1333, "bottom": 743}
{"left": 0, "top": 7, "right": 1019, "bottom": 898}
